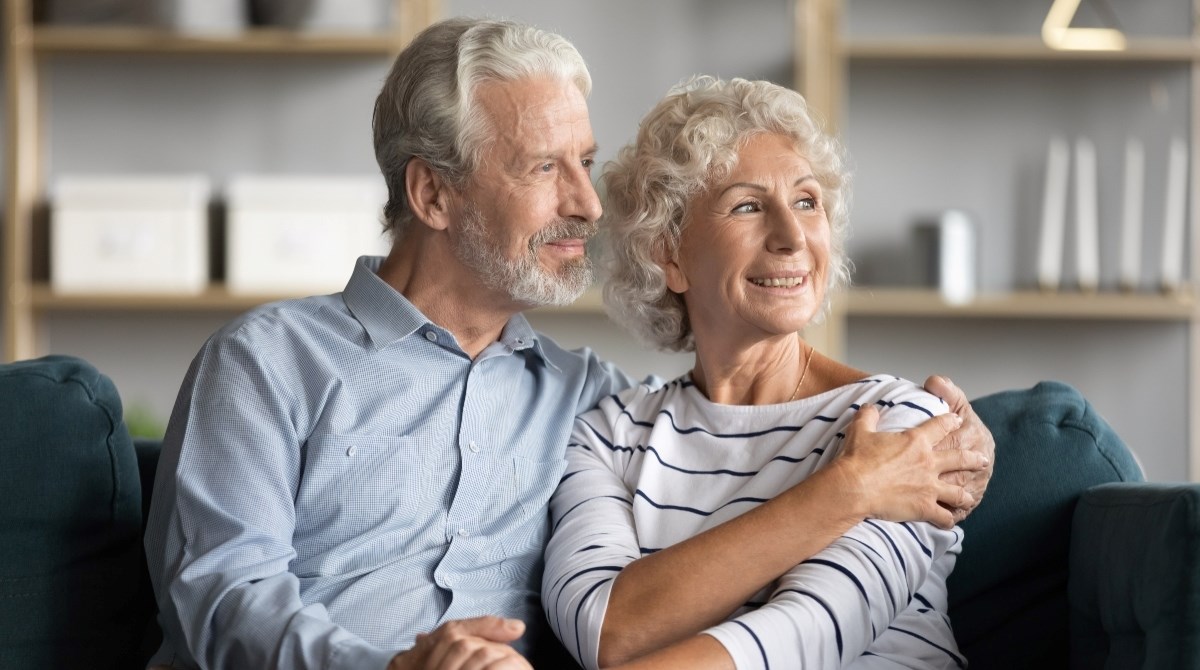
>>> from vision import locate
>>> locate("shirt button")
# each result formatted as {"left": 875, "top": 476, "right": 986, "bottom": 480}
{"left": 468, "top": 441, "right": 480, "bottom": 453}
{"left": 425, "top": 331, "right": 437, "bottom": 342}
{"left": 457, "top": 528, "right": 469, "bottom": 537}
{"left": 346, "top": 446, "right": 357, "bottom": 457}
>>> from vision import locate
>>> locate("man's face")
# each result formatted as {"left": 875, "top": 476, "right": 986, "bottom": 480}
{"left": 448, "top": 76, "right": 603, "bottom": 307}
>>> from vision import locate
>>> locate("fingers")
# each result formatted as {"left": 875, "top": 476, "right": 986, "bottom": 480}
{"left": 906, "top": 411, "right": 963, "bottom": 448}
{"left": 923, "top": 374, "right": 969, "bottom": 414}
{"left": 454, "top": 616, "right": 526, "bottom": 643}
{"left": 850, "top": 404, "right": 881, "bottom": 433}
{"left": 420, "top": 617, "right": 529, "bottom": 670}
{"left": 933, "top": 444, "right": 989, "bottom": 473}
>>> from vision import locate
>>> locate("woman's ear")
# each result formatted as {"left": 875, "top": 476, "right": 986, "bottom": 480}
{"left": 657, "top": 240, "right": 689, "bottom": 294}
{"left": 405, "top": 157, "right": 453, "bottom": 231}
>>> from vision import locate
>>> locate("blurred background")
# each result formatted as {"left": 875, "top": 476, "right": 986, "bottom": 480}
{"left": 1, "top": 0, "right": 1195, "bottom": 480}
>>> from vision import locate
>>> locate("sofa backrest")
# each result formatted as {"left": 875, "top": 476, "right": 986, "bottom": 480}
{"left": 0, "top": 355, "right": 157, "bottom": 667}
{"left": 950, "top": 380, "right": 1143, "bottom": 669}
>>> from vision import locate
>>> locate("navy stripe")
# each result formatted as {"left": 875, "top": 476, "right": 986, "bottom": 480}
{"left": 552, "top": 495, "right": 629, "bottom": 534}
{"left": 612, "top": 396, "right": 812, "bottom": 439}
{"left": 777, "top": 588, "right": 843, "bottom": 658}
{"left": 873, "top": 398, "right": 936, "bottom": 419}
{"left": 574, "top": 577, "right": 613, "bottom": 665}
{"left": 732, "top": 620, "right": 770, "bottom": 670}
{"left": 806, "top": 558, "right": 871, "bottom": 607}
{"left": 864, "top": 519, "right": 907, "bottom": 575}
{"left": 634, "top": 489, "right": 768, "bottom": 516}
{"left": 913, "top": 593, "right": 934, "bottom": 610}
{"left": 638, "top": 546, "right": 662, "bottom": 555}
{"left": 888, "top": 624, "right": 967, "bottom": 669}
{"left": 845, "top": 537, "right": 897, "bottom": 603}
{"left": 597, "top": 442, "right": 825, "bottom": 476}
{"left": 898, "top": 523, "right": 933, "bottom": 558}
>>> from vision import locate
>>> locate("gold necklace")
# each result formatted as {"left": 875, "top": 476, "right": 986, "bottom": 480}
{"left": 787, "top": 343, "right": 815, "bottom": 402}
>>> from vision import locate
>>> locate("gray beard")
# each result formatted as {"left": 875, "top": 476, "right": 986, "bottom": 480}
{"left": 453, "top": 202, "right": 594, "bottom": 307}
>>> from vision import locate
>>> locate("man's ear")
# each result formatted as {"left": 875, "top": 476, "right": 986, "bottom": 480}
{"left": 405, "top": 157, "right": 454, "bottom": 231}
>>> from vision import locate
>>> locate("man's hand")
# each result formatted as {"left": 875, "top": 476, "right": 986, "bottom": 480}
{"left": 836, "top": 407, "right": 985, "bottom": 530}
{"left": 388, "top": 617, "right": 532, "bottom": 670}
{"left": 924, "top": 375, "right": 996, "bottom": 523}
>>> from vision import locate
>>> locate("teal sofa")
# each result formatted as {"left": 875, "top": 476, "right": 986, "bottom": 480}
{"left": 1, "top": 355, "right": 1197, "bottom": 668}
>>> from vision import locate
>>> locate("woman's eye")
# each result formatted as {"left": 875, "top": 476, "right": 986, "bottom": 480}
{"left": 539, "top": 163, "right": 555, "bottom": 173}
{"left": 732, "top": 202, "right": 760, "bottom": 214}
{"left": 796, "top": 197, "right": 817, "bottom": 211}
{"left": 581, "top": 158, "right": 595, "bottom": 171}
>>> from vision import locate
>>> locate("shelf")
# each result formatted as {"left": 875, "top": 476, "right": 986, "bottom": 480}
{"left": 25, "top": 26, "right": 403, "bottom": 55}
{"left": 845, "top": 287, "right": 1196, "bottom": 321}
{"left": 31, "top": 283, "right": 610, "bottom": 315}
{"left": 30, "top": 284, "right": 306, "bottom": 311}
{"left": 842, "top": 36, "right": 1200, "bottom": 62}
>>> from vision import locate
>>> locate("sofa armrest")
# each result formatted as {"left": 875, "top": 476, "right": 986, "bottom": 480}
{"left": 1069, "top": 482, "right": 1200, "bottom": 670}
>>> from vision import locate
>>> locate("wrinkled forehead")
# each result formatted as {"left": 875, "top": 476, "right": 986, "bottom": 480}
{"left": 475, "top": 77, "right": 595, "bottom": 168}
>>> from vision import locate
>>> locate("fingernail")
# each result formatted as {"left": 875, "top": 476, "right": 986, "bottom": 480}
{"left": 505, "top": 618, "right": 525, "bottom": 632}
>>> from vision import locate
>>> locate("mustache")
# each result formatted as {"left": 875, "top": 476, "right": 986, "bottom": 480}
{"left": 529, "top": 219, "right": 597, "bottom": 248}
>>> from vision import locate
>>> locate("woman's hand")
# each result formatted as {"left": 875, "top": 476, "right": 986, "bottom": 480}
{"left": 923, "top": 375, "right": 996, "bottom": 523}
{"left": 833, "top": 405, "right": 988, "bottom": 530}
{"left": 388, "top": 617, "right": 532, "bottom": 670}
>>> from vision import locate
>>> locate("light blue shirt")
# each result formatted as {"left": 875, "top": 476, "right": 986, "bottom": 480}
{"left": 145, "top": 256, "right": 634, "bottom": 669}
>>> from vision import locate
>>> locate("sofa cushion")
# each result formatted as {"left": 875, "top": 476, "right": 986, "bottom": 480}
{"left": 1070, "top": 483, "right": 1200, "bottom": 670}
{"left": 0, "top": 355, "right": 148, "bottom": 666}
{"left": 949, "top": 380, "right": 1143, "bottom": 669}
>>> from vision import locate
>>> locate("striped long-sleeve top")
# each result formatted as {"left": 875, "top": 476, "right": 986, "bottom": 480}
{"left": 542, "top": 374, "right": 966, "bottom": 670}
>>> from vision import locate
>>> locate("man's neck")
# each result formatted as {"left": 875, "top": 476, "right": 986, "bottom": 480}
{"left": 376, "top": 238, "right": 524, "bottom": 359}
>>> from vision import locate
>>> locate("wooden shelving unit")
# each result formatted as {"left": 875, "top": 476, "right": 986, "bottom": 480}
{"left": 842, "top": 37, "right": 1200, "bottom": 62}
{"left": 793, "top": 0, "right": 1200, "bottom": 479}
{"left": 1, "top": 0, "right": 441, "bottom": 361}
{"left": 29, "top": 26, "right": 406, "bottom": 55}
{"left": 845, "top": 287, "right": 1196, "bottom": 321}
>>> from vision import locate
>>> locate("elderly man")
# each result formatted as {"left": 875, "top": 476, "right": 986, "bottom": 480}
{"left": 145, "top": 16, "right": 993, "bottom": 670}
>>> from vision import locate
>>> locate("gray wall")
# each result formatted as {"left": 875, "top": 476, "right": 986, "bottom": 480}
{"left": 9, "top": 0, "right": 1191, "bottom": 479}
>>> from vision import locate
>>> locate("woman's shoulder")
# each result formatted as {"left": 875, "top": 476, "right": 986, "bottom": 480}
{"left": 839, "top": 374, "right": 949, "bottom": 419}
{"left": 578, "top": 374, "right": 691, "bottom": 424}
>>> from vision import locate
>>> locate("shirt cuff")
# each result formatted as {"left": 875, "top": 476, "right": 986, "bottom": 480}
{"left": 330, "top": 639, "right": 399, "bottom": 670}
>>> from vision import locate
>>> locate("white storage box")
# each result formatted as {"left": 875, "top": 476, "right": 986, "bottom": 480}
{"left": 50, "top": 175, "right": 211, "bottom": 294}
{"left": 225, "top": 175, "right": 389, "bottom": 295}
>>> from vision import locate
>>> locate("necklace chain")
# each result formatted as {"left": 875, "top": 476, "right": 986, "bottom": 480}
{"left": 788, "top": 343, "right": 815, "bottom": 403}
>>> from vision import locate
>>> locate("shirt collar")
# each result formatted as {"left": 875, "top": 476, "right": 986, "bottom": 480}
{"left": 341, "top": 255, "right": 558, "bottom": 371}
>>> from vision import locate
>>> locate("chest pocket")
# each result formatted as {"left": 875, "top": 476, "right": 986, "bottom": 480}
{"left": 294, "top": 433, "right": 431, "bottom": 549}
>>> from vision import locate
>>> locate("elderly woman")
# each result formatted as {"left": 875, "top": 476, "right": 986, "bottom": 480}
{"left": 543, "top": 77, "right": 971, "bottom": 670}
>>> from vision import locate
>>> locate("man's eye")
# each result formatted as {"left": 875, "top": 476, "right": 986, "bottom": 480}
{"left": 540, "top": 163, "right": 555, "bottom": 173}
{"left": 582, "top": 158, "right": 595, "bottom": 171}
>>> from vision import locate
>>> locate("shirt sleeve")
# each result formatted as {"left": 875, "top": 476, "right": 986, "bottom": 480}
{"left": 703, "top": 386, "right": 963, "bottom": 670}
{"left": 703, "top": 519, "right": 962, "bottom": 669}
{"left": 146, "top": 329, "right": 396, "bottom": 670}
{"left": 542, "top": 396, "right": 644, "bottom": 670}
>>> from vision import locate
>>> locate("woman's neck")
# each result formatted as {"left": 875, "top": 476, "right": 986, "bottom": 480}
{"left": 690, "top": 334, "right": 813, "bottom": 406}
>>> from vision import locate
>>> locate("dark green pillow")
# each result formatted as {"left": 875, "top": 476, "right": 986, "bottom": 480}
{"left": 1070, "top": 483, "right": 1200, "bottom": 669}
{"left": 0, "top": 355, "right": 148, "bottom": 666}
{"left": 949, "top": 381, "right": 1142, "bottom": 669}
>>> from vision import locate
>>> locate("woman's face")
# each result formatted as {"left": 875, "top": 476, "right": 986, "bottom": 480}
{"left": 663, "top": 132, "right": 830, "bottom": 348}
